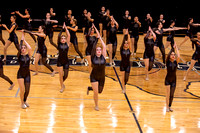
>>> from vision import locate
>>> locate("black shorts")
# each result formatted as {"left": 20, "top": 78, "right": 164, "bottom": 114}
{"left": 143, "top": 52, "right": 155, "bottom": 62}
{"left": 90, "top": 75, "right": 105, "bottom": 87}
{"left": 17, "top": 70, "right": 31, "bottom": 83}
{"left": 107, "top": 39, "right": 117, "bottom": 46}
{"left": 120, "top": 64, "right": 131, "bottom": 73}
{"left": 165, "top": 77, "right": 176, "bottom": 87}
{"left": 192, "top": 52, "right": 200, "bottom": 61}
{"left": 57, "top": 61, "right": 69, "bottom": 69}
{"left": 70, "top": 37, "right": 78, "bottom": 45}
{"left": 36, "top": 47, "right": 47, "bottom": 58}
{"left": 8, "top": 34, "right": 19, "bottom": 45}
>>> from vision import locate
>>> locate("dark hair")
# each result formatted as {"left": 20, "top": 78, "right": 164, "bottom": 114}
{"left": 11, "top": 15, "right": 17, "bottom": 20}
{"left": 170, "top": 20, "right": 175, "bottom": 25}
{"left": 188, "top": 18, "right": 193, "bottom": 23}
{"left": 166, "top": 49, "right": 175, "bottom": 62}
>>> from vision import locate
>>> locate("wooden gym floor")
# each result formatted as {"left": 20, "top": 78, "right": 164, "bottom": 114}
{"left": 0, "top": 30, "right": 200, "bottom": 133}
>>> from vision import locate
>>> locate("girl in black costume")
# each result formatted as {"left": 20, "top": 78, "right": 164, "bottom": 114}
{"left": 120, "top": 30, "right": 132, "bottom": 93}
{"left": 28, "top": 26, "right": 56, "bottom": 77}
{"left": 165, "top": 43, "right": 180, "bottom": 112}
{"left": 87, "top": 24, "right": 106, "bottom": 111}
{"left": 57, "top": 23, "right": 70, "bottom": 93}
{"left": 18, "top": 31, "right": 32, "bottom": 109}
{"left": 184, "top": 32, "right": 200, "bottom": 81}
{"left": 2, "top": 15, "right": 20, "bottom": 61}
{"left": 143, "top": 27, "right": 156, "bottom": 81}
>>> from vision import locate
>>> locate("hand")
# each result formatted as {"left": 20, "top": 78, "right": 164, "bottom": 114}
{"left": 2, "top": 24, "right": 6, "bottom": 28}
{"left": 15, "top": 11, "right": 20, "bottom": 14}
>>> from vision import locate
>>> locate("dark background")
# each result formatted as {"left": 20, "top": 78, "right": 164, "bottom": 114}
{"left": 0, "top": 1, "right": 200, "bottom": 34}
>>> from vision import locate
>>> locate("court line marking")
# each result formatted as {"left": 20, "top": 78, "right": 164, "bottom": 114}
{"left": 112, "top": 67, "right": 143, "bottom": 133}
{"left": 15, "top": 88, "right": 20, "bottom": 98}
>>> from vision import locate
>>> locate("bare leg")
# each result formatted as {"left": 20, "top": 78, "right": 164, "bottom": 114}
{"left": 103, "top": 30, "right": 106, "bottom": 43}
{"left": 57, "top": 66, "right": 64, "bottom": 92}
{"left": 91, "top": 82, "right": 99, "bottom": 111}
{"left": 131, "top": 38, "right": 135, "bottom": 56}
{"left": 144, "top": 58, "right": 149, "bottom": 80}
{"left": 18, "top": 78, "right": 26, "bottom": 109}
{"left": 184, "top": 59, "right": 196, "bottom": 81}
{"left": 33, "top": 53, "right": 41, "bottom": 76}
{"left": 108, "top": 44, "right": 113, "bottom": 65}
{"left": 85, "top": 55, "right": 92, "bottom": 74}
{"left": 3, "top": 40, "right": 12, "bottom": 61}
{"left": 121, "top": 71, "right": 126, "bottom": 93}
{"left": 99, "top": 23, "right": 103, "bottom": 37}
{"left": 179, "top": 36, "right": 189, "bottom": 49}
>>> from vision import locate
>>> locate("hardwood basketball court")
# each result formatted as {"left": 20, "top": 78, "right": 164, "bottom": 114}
{"left": 0, "top": 30, "right": 200, "bottom": 132}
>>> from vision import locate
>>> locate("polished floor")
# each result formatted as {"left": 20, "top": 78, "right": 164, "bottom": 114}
{"left": 0, "top": 30, "right": 200, "bottom": 133}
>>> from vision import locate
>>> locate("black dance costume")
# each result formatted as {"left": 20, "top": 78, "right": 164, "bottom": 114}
{"left": 22, "top": 15, "right": 36, "bottom": 43}
{"left": 17, "top": 44, "right": 31, "bottom": 103}
{"left": 0, "top": 55, "right": 13, "bottom": 85}
{"left": 144, "top": 37, "right": 155, "bottom": 71}
{"left": 129, "top": 21, "right": 140, "bottom": 53}
{"left": 85, "top": 35, "right": 98, "bottom": 56}
{"left": 167, "top": 26, "right": 175, "bottom": 48}
{"left": 84, "top": 18, "right": 93, "bottom": 35}
{"left": 120, "top": 46, "right": 131, "bottom": 85}
{"left": 155, "top": 28, "right": 166, "bottom": 64}
{"left": 8, "top": 22, "right": 20, "bottom": 51}
{"left": 36, "top": 35, "right": 54, "bottom": 72}
{"left": 191, "top": 39, "right": 200, "bottom": 64}
{"left": 165, "top": 60, "right": 177, "bottom": 108}
{"left": 44, "top": 20, "right": 57, "bottom": 49}
{"left": 69, "top": 26, "right": 83, "bottom": 59}
{"left": 57, "top": 29, "right": 70, "bottom": 82}
{"left": 0, "top": 15, "right": 5, "bottom": 45}
{"left": 90, "top": 54, "right": 106, "bottom": 94}
{"left": 122, "top": 15, "right": 131, "bottom": 30}
{"left": 144, "top": 18, "right": 152, "bottom": 34}
{"left": 107, "top": 25, "right": 118, "bottom": 59}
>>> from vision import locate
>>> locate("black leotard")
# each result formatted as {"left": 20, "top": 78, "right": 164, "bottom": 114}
{"left": 191, "top": 39, "right": 200, "bottom": 62}
{"left": 69, "top": 26, "right": 78, "bottom": 45}
{"left": 165, "top": 60, "right": 177, "bottom": 87}
{"left": 120, "top": 47, "right": 131, "bottom": 72}
{"left": 90, "top": 54, "right": 106, "bottom": 93}
{"left": 17, "top": 54, "right": 30, "bottom": 82}
{"left": 143, "top": 38, "right": 155, "bottom": 61}
{"left": 85, "top": 35, "right": 98, "bottom": 56}
{"left": 45, "top": 20, "right": 54, "bottom": 39}
{"left": 122, "top": 15, "right": 131, "bottom": 29}
{"left": 167, "top": 26, "right": 175, "bottom": 47}
{"left": 129, "top": 22, "right": 140, "bottom": 38}
{"left": 57, "top": 42, "right": 69, "bottom": 69}
{"left": 8, "top": 23, "right": 19, "bottom": 47}
{"left": 107, "top": 25, "right": 117, "bottom": 45}
{"left": 36, "top": 36, "right": 47, "bottom": 58}
{"left": 99, "top": 11, "right": 106, "bottom": 24}
{"left": 144, "top": 18, "right": 152, "bottom": 33}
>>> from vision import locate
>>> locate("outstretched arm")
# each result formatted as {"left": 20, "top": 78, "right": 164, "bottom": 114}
{"left": 21, "top": 31, "right": 32, "bottom": 56}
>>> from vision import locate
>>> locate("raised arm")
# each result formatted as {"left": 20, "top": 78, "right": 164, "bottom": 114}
{"left": 174, "top": 43, "right": 180, "bottom": 63}
{"left": 23, "top": 33, "right": 32, "bottom": 56}
{"left": 93, "top": 24, "right": 106, "bottom": 57}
